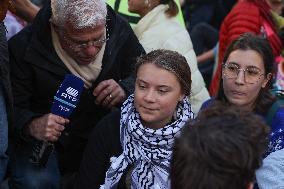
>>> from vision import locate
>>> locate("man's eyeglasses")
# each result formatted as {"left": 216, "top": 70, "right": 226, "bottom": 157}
{"left": 63, "top": 35, "right": 109, "bottom": 51}
{"left": 222, "top": 62, "right": 265, "bottom": 84}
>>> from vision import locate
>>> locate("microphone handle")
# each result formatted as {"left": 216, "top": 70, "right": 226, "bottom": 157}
{"left": 30, "top": 140, "right": 54, "bottom": 167}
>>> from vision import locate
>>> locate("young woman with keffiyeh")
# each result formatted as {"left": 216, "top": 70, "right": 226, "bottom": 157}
{"left": 73, "top": 49, "right": 194, "bottom": 189}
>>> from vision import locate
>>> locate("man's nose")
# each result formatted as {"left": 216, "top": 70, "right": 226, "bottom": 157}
{"left": 83, "top": 45, "right": 100, "bottom": 57}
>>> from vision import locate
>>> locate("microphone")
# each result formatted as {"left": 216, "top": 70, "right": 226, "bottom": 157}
{"left": 30, "top": 74, "right": 84, "bottom": 166}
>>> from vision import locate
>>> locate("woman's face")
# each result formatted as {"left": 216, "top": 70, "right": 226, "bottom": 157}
{"left": 222, "top": 49, "right": 271, "bottom": 110}
{"left": 134, "top": 63, "right": 185, "bottom": 129}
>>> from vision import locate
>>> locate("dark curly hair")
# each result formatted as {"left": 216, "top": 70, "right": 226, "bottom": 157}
{"left": 171, "top": 102, "right": 270, "bottom": 189}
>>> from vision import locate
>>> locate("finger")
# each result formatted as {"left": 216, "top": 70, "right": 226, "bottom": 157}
{"left": 48, "top": 135, "right": 59, "bottom": 142}
{"left": 107, "top": 88, "right": 126, "bottom": 108}
{"left": 106, "top": 89, "right": 121, "bottom": 108}
{"left": 48, "top": 129, "right": 61, "bottom": 138}
{"left": 65, "top": 119, "right": 70, "bottom": 125}
{"left": 43, "top": 132, "right": 58, "bottom": 142}
{"left": 53, "top": 130, "right": 62, "bottom": 138}
{"left": 54, "top": 124, "right": 65, "bottom": 132}
{"left": 46, "top": 119, "right": 65, "bottom": 130}
{"left": 104, "top": 86, "right": 122, "bottom": 108}
{"left": 93, "top": 80, "right": 111, "bottom": 96}
{"left": 101, "top": 93, "right": 112, "bottom": 107}
{"left": 52, "top": 114, "right": 68, "bottom": 125}
{"left": 95, "top": 85, "right": 113, "bottom": 105}
{"left": 45, "top": 123, "right": 64, "bottom": 138}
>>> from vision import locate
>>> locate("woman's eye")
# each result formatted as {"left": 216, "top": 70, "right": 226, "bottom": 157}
{"left": 247, "top": 69, "right": 259, "bottom": 76}
{"left": 227, "top": 65, "right": 238, "bottom": 72}
{"left": 138, "top": 85, "right": 146, "bottom": 90}
{"left": 158, "top": 89, "right": 168, "bottom": 94}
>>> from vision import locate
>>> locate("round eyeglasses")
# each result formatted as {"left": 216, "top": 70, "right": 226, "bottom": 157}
{"left": 222, "top": 62, "right": 265, "bottom": 84}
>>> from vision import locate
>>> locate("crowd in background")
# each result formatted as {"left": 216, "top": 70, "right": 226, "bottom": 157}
{"left": 1, "top": 0, "right": 284, "bottom": 189}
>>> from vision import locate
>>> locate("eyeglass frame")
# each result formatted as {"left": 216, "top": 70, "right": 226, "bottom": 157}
{"left": 62, "top": 34, "right": 109, "bottom": 51}
{"left": 53, "top": 21, "right": 110, "bottom": 51}
{"left": 222, "top": 62, "right": 266, "bottom": 84}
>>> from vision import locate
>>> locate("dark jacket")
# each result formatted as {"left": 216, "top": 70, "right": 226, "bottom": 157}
{"left": 0, "top": 21, "right": 13, "bottom": 182}
{"left": 0, "top": 22, "right": 13, "bottom": 130}
{"left": 8, "top": 2, "right": 144, "bottom": 171}
{"left": 74, "top": 109, "right": 126, "bottom": 189}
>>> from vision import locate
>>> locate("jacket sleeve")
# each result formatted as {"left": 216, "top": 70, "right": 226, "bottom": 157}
{"left": 256, "top": 149, "right": 284, "bottom": 188}
{"left": 0, "top": 22, "right": 8, "bottom": 182}
{"left": 73, "top": 109, "right": 122, "bottom": 189}
{"left": 9, "top": 33, "right": 43, "bottom": 141}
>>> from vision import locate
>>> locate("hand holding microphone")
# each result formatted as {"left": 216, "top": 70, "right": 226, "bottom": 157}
{"left": 28, "top": 113, "right": 69, "bottom": 142}
{"left": 29, "top": 74, "right": 84, "bottom": 166}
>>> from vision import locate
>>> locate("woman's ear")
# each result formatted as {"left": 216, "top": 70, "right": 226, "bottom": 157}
{"left": 262, "top": 73, "right": 272, "bottom": 88}
{"left": 179, "top": 93, "right": 185, "bottom": 102}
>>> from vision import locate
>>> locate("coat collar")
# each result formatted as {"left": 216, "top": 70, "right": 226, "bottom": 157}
{"left": 23, "top": 1, "right": 68, "bottom": 76}
{"left": 133, "top": 4, "right": 169, "bottom": 39}
{"left": 22, "top": 1, "right": 120, "bottom": 80}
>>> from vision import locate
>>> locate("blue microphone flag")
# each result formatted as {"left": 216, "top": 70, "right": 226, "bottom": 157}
{"left": 50, "top": 74, "right": 84, "bottom": 118}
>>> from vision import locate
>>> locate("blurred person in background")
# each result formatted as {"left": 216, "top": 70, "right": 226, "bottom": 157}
{"left": 181, "top": 0, "right": 235, "bottom": 32}
{"left": 107, "top": 0, "right": 185, "bottom": 26}
{"left": 183, "top": 0, "right": 237, "bottom": 88}
{"left": 4, "top": 0, "right": 41, "bottom": 39}
{"left": 210, "top": 0, "right": 284, "bottom": 96}
{"left": 128, "top": 0, "right": 210, "bottom": 115}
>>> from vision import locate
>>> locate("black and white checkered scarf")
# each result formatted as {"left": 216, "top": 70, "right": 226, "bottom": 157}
{"left": 100, "top": 94, "right": 194, "bottom": 189}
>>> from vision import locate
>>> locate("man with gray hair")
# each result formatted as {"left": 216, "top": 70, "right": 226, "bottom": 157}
{"left": 8, "top": 0, "right": 144, "bottom": 188}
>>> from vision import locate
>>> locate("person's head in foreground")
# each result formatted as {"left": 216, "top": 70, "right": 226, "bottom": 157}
{"left": 218, "top": 33, "right": 274, "bottom": 114}
{"left": 50, "top": 0, "right": 107, "bottom": 65}
{"left": 101, "top": 49, "right": 194, "bottom": 188}
{"left": 171, "top": 102, "right": 270, "bottom": 189}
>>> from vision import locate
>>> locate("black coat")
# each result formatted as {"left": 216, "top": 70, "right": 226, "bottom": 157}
{"left": 0, "top": 22, "right": 13, "bottom": 132}
{"left": 8, "top": 2, "right": 144, "bottom": 171}
{"left": 73, "top": 109, "right": 126, "bottom": 189}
